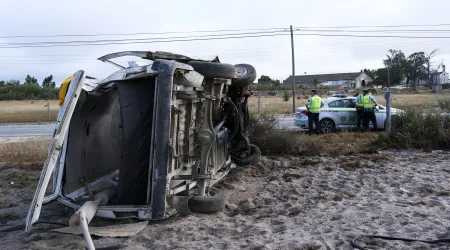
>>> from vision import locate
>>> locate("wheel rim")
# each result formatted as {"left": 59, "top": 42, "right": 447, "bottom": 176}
{"left": 321, "top": 120, "right": 333, "bottom": 133}
{"left": 236, "top": 67, "right": 248, "bottom": 77}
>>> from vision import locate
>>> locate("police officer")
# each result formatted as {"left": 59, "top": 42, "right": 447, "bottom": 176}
{"left": 357, "top": 89, "right": 379, "bottom": 131}
{"left": 306, "top": 90, "right": 324, "bottom": 135}
{"left": 354, "top": 91, "right": 364, "bottom": 130}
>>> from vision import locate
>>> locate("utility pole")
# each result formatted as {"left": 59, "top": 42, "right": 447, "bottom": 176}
{"left": 385, "top": 57, "right": 392, "bottom": 134}
{"left": 290, "top": 25, "right": 296, "bottom": 113}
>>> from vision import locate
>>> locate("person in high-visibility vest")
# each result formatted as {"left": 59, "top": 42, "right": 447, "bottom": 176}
{"left": 353, "top": 91, "right": 365, "bottom": 130}
{"left": 306, "top": 90, "right": 324, "bottom": 135}
{"left": 59, "top": 75, "right": 74, "bottom": 107}
{"left": 359, "top": 89, "right": 379, "bottom": 131}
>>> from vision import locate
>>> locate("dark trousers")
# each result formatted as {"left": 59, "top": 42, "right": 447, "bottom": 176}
{"left": 308, "top": 112, "right": 320, "bottom": 135}
{"left": 356, "top": 108, "right": 364, "bottom": 129}
{"left": 363, "top": 110, "right": 377, "bottom": 131}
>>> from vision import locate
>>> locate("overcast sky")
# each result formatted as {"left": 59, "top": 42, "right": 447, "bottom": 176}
{"left": 1, "top": 0, "right": 449, "bottom": 85}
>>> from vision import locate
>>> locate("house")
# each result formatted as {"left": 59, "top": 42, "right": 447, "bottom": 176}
{"left": 430, "top": 65, "right": 449, "bottom": 92}
{"left": 283, "top": 72, "right": 372, "bottom": 89}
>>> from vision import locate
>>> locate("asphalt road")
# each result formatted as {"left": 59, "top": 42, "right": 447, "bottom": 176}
{"left": 0, "top": 124, "right": 55, "bottom": 137}
{"left": 0, "top": 118, "right": 301, "bottom": 138}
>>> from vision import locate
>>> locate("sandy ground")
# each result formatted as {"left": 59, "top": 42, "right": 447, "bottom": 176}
{"left": 1, "top": 150, "right": 450, "bottom": 249}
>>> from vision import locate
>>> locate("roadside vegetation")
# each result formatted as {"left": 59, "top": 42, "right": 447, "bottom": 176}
{"left": 378, "top": 109, "right": 450, "bottom": 150}
{"left": 248, "top": 114, "right": 378, "bottom": 156}
{"left": 0, "top": 139, "right": 49, "bottom": 168}
{"left": 0, "top": 75, "right": 59, "bottom": 101}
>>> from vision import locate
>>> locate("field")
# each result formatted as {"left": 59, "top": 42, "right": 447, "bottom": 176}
{"left": 0, "top": 100, "right": 59, "bottom": 123}
{"left": 0, "top": 90, "right": 449, "bottom": 123}
{"left": 248, "top": 90, "right": 450, "bottom": 115}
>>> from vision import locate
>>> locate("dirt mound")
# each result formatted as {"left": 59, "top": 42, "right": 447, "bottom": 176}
{"left": 1, "top": 150, "right": 450, "bottom": 249}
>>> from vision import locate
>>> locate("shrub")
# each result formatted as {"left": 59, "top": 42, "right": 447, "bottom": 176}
{"left": 378, "top": 109, "right": 450, "bottom": 150}
{"left": 0, "top": 85, "right": 59, "bottom": 100}
{"left": 438, "top": 99, "right": 450, "bottom": 112}
{"left": 283, "top": 91, "right": 290, "bottom": 102}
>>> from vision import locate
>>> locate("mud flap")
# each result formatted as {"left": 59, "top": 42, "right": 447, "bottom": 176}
{"left": 170, "top": 196, "right": 192, "bottom": 216}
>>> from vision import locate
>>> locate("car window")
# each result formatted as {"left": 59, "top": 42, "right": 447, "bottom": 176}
{"left": 328, "top": 100, "right": 344, "bottom": 108}
{"left": 343, "top": 100, "right": 354, "bottom": 108}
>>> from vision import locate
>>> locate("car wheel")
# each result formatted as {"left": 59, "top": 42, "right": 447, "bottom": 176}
{"left": 232, "top": 144, "right": 261, "bottom": 166}
{"left": 188, "top": 61, "right": 236, "bottom": 79}
{"left": 231, "top": 64, "right": 256, "bottom": 87}
{"left": 320, "top": 119, "right": 335, "bottom": 133}
{"left": 188, "top": 187, "right": 226, "bottom": 213}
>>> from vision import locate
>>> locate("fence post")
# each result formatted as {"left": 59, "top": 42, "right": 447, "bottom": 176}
{"left": 257, "top": 94, "right": 261, "bottom": 117}
{"left": 47, "top": 101, "right": 50, "bottom": 121}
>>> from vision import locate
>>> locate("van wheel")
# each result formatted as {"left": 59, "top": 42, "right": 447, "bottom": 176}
{"left": 188, "top": 187, "right": 226, "bottom": 213}
{"left": 232, "top": 64, "right": 256, "bottom": 87}
{"left": 320, "top": 119, "right": 335, "bottom": 133}
{"left": 232, "top": 144, "right": 261, "bottom": 166}
{"left": 188, "top": 61, "right": 236, "bottom": 79}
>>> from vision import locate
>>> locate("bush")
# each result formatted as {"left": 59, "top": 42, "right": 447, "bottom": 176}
{"left": 378, "top": 109, "right": 450, "bottom": 150}
{"left": 438, "top": 99, "right": 450, "bottom": 112}
{"left": 283, "top": 91, "right": 290, "bottom": 102}
{"left": 0, "top": 85, "right": 59, "bottom": 100}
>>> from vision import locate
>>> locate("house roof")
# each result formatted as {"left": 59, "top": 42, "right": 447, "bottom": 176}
{"left": 284, "top": 72, "right": 367, "bottom": 83}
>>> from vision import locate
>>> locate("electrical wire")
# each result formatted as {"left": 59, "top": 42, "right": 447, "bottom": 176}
{"left": 0, "top": 30, "right": 287, "bottom": 46}
{"left": 0, "top": 33, "right": 289, "bottom": 49}
{"left": 2, "top": 23, "right": 450, "bottom": 39}
{"left": 0, "top": 27, "right": 287, "bottom": 39}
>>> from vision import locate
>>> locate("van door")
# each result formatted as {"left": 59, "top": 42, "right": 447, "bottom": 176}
{"left": 25, "top": 71, "right": 85, "bottom": 232}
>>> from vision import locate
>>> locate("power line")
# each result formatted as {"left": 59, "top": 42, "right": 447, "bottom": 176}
{"left": 0, "top": 27, "right": 286, "bottom": 39}
{"left": 294, "top": 33, "right": 450, "bottom": 39}
{"left": 0, "top": 33, "right": 289, "bottom": 49}
{"left": 295, "top": 24, "right": 450, "bottom": 29}
{"left": 295, "top": 28, "right": 450, "bottom": 33}
{"left": 3, "top": 24, "right": 450, "bottom": 39}
{"left": 0, "top": 30, "right": 287, "bottom": 46}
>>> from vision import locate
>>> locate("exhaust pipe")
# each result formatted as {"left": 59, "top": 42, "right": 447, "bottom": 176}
{"left": 69, "top": 189, "right": 115, "bottom": 250}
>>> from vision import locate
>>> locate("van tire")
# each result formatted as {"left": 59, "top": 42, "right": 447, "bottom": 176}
{"left": 232, "top": 64, "right": 256, "bottom": 87}
{"left": 188, "top": 61, "right": 236, "bottom": 79}
{"left": 188, "top": 187, "right": 226, "bottom": 213}
{"left": 233, "top": 144, "right": 261, "bottom": 166}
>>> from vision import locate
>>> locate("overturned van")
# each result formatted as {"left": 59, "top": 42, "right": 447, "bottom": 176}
{"left": 25, "top": 51, "right": 260, "bottom": 232}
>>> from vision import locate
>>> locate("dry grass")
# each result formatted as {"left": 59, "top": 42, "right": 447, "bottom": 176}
{"left": 248, "top": 91, "right": 450, "bottom": 115}
{"left": 0, "top": 139, "right": 49, "bottom": 167}
{"left": 0, "top": 100, "right": 59, "bottom": 123}
{"left": 249, "top": 114, "right": 380, "bottom": 156}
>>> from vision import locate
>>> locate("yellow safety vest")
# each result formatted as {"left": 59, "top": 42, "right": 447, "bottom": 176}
{"left": 362, "top": 95, "right": 374, "bottom": 109}
{"left": 59, "top": 75, "right": 74, "bottom": 106}
{"left": 309, "top": 96, "right": 322, "bottom": 113}
{"left": 356, "top": 94, "right": 364, "bottom": 107}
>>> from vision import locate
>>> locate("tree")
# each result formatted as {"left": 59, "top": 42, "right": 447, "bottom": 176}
{"left": 42, "top": 75, "right": 56, "bottom": 88}
{"left": 258, "top": 75, "right": 273, "bottom": 84}
{"left": 374, "top": 68, "right": 388, "bottom": 88}
{"left": 404, "top": 52, "right": 427, "bottom": 87}
{"left": 6, "top": 80, "right": 20, "bottom": 86}
{"left": 313, "top": 78, "right": 318, "bottom": 87}
{"left": 384, "top": 49, "right": 407, "bottom": 86}
{"left": 24, "top": 75, "right": 38, "bottom": 86}
{"left": 424, "top": 49, "right": 440, "bottom": 88}
{"left": 0, "top": 81, "right": 4, "bottom": 87}
{"left": 273, "top": 79, "right": 280, "bottom": 88}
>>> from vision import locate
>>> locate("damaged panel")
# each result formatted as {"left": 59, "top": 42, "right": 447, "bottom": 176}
{"left": 64, "top": 88, "right": 122, "bottom": 195}
{"left": 115, "top": 77, "right": 156, "bottom": 205}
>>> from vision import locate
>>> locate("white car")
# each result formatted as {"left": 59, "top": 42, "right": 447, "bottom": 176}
{"left": 294, "top": 97, "right": 403, "bottom": 132}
